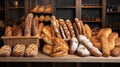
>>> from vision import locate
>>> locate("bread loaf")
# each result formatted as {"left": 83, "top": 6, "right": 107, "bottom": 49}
{"left": 84, "top": 24, "right": 92, "bottom": 39}
{"left": 41, "top": 34, "right": 53, "bottom": 45}
{"left": 12, "top": 44, "right": 25, "bottom": 57}
{"left": 111, "top": 47, "right": 120, "bottom": 57}
{"left": 51, "top": 16, "right": 61, "bottom": 38}
{"left": 42, "top": 26, "right": 52, "bottom": 38}
{"left": 0, "top": 45, "right": 11, "bottom": 57}
{"left": 13, "top": 25, "right": 23, "bottom": 36}
{"left": 77, "top": 44, "right": 90, "bottom": 57}
{"left": 80, "top": 20, "right": 86, "bottom": 36}
{"left": 108, "top": 32, "right": 118, "bottom": 50}
{"left": 39, "top": 23, "right": 44, "bottom": 37}
{"left": 42, "top": 44, "right": 52, "bottom": 55}
{"left": 73, "top": 23, "right": 79, "bottom": 39}
{"left": 60, "top": 25, "right": 66, "bottom": 39}
{"left": 75, "top": 18, "right": 82, "bottom": 34}
{"left": 4, "top": 26, "right": 13, "bottom": 37}
{"left": 78, "top": 35, "right": 102, "bottom": 57}
{"left": 32, "top": 16, "right": 39, "bottom": 37}
{"left": 25, "top": 44, "right": 38, "bottom": 57}
{"left": 24, "top": 13, "right": 33, "bottom": 36}
{"left": 69, "top": 37, "right": 79, "bottom": 54}
{"left": 115, "top": 37, "right": 120, "bottom": 47}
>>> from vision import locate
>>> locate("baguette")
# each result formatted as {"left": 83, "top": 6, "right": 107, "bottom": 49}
{"left": 66, "top": 19, "right": 75, "bottom": 37}
{"left": 84, "top": 24, "right": 92, "bottom": 39}
{"left": 75, "top": 18, "right": 82, "bottom": 34}
{"left": 60, "top": 25, "right": 67, "bottom": 39}
{"left": 32, "top": 16, "right": 39, "bottom": 37}
{"left": 59, "top": 19, "right": 71, "bottom": 39}
{"left": 73, "top": 23, "right": 79, "bottom": 39}
{"left": 80, "top": 20, "right": 86, "bottom": 36}
{"left": 39, "top": 23, "right": 44, "bottom": 37}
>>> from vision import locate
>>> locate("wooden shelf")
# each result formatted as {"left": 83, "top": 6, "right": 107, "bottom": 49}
{"left": 8, "top": 7, "right": 25, "bottom": 9}
{"left": 106, "top": 11, "right": 120, "bottom": 14}
{"left": 83, "top": 21, "right": 102, "bottom": 23}
{"left": 82, "top": 6, "right": 102, "bottom": 8}
{"left": 0, "top": 52, "right": 120, "bottom": 62}
{"left": 56, "top": 6, "right": 76, "bottom": 8}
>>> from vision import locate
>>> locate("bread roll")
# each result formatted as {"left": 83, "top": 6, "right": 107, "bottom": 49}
{"left": 25, "top": 44, "right": 38, "bottom": 57}
{"left": 66, "top": 20, "right": 75, "bottom": 37}
{"left": 77, "top": 44, "right": 90, "bottom": 57}
{"left": 108, "top": 32, "right": 118, "bottom": 50}
{"left": 69, "top": 37, "right": 79, "bottom": 54}
{"left": 84, "top": 24, "right": 92, "bottom": 39}
{"left": 24, "top": 13, "right": 33, "bottom": 36}
{"left": 0, "top": 45, "right": 11, "bottom": 57}
{"left": 12, "top": 44, "right": 25, "bottom": 57}
{"left": 51, "top": 16, "right": 61, "bottom": 38}
{"left": 42, "top": 44, "right": 52, "bottom": 55}
{"left": 4, "top": 26, "right": 13, "bottom": 37}
{"left": 32, "top": 5, "right": 39, "bottom": 12}
{"left": 111, "top": 47, "right": 120, "bottom": 57}
{"left": 32, "top": 16, "right": 39, "bottom": 37}
{"left": 39, "top": 23, "right": 44, "bottom": 37}
{"left": 39, "top": 15, "right": 45, "bottom": 22}
{"left": 44, "top": 15, "right": 51, "bottom": 22}
{"left": 59, "top": 19, "right": 71, "bottom": 39}
{"left": 115, "top": 37, "right": 120, "bottom": 47}
{"left": 38, "top": 6, "right": 45, "bottom": 12}
{"left": 78, "top": 35, "right": 102, "bottom": 57}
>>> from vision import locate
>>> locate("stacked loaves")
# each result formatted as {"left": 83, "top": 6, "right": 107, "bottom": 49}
{"left": 0, "top": 44, "right": 38, "bottom": 57}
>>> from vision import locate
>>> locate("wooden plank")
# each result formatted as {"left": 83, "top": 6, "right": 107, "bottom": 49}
{"left": 1, "top": 52, "right": 120, "bottom": 63}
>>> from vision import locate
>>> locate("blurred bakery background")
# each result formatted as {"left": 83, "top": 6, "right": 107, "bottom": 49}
{"left": 0, "top": 0, "right": 120, "bottom": 67}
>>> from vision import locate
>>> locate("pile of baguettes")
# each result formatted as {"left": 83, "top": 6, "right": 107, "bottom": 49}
{"left": 0, "top": 13, "right": 120, "bottom": 57}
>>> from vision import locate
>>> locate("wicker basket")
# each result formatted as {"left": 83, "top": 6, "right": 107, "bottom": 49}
{"left": 1, "top": 36, "right": 41, "bottom": 47}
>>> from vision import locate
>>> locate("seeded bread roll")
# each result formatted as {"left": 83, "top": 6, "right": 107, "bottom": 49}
{"left": 12, "top": 44, "right": 25, "bottom": 57}
{"left": 0, "top": 45, "right": 11, "bottom": 57}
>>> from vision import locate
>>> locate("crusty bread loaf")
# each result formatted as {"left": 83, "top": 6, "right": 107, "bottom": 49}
{"left": 77, "top": 44, "right": 90, "bottom": 57}
{"left": 111, "top": 47, "right": 120, "bottom": 57}
{"left": 13, "top": 25, "right": 23, "bottom": 36}
{"left": 60, "top": 25, "right": 66, "bottom": 39}
{"left": 84, "top": 24, "right": 92, "bottom": 39}
{"left": 25, "top": 44, "right": 38, "bottom": 57}
{"left": 32, "top": 16, "right": 39, "bottom": 37}
{"left": 24, "top": 13, "right": 33, "bottom": 36}
{"left": 39, "top": 23, "right": 44, "bottom": 37}
{"left": 108, "top": 32, "right": 118, "bottom": 50}
{"left": 0, "top": 45, "right": 11, "bottom": 57}
{"left": 12, "top": 44, "right": 25, "bottom": 57}
{"left": 100, "top": 36, "right": 110, "bottom": 57}
{"left": 42, "top": 44, "right": 52, "bottom": 55}
{"left": 78, "top": 35, "right": 102, "bottom": 57}
{"left": 4, "top": 26, "right": 13, "bottom": 37}
{"left": 115, "top": 37, "right": 120, "bottom": 47}
{"left": 69, "top": 37, "right": 79, "bottom": 54}
{"left": 80, "top": 20, "right": 86, "bottom": 36}
{"left": 42, "top": 26, "right": 52, "bottom": 38}
{"left": 73, "top": 23, "right": 79, "bottom": 39}
{"left": 51, "top": 16, "right": 61, "bottom": 38}
{"left": 75, "top": 18, "right": 82, "bottom": 34}
{"left": 41, "top": 34, "right": 53, "bottom": 45}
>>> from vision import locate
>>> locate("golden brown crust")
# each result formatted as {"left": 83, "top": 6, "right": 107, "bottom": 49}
{"left": 0, "top": 45, "right": 11, "bottom": 57}
{"left": 25, "top": 44, "right": 38, "bottom": 57}
{"left": 13, "top": 25, "right": 23, "bottom": 36}
{"left": 115, "top": 37, "right": 120, "bottom": 47}
{"left": 59, "top": 19, "right": 71, "bottom": 39}
{"left": 111, "top": 47, "right": 120, "bottom": 57}
{"left": 108, "top": 32, "right": 118, "bottom": 50}
{"left": 80, "top": 20, "right": 86, "bottom": 36}
{"left": 42, "top": 44, "right": 52, "bottom": 55}
{"left": 75, "top": 18, "right": 82, "bottom": 34}
{"left": 66, "top": 20, "right": 75, "bottom": 37}
{"left": 32, "top": 16, "right": 39, "bottom": 37}
{"left": 42, "top": 26, "right": 52, "bottom": 38}
{"left": 12, "top": 44, "right": 25, "bottom": 57}
{"left": 4, "top": 26, "right": 13, "bottom": 37}
{"left": 39, "top": 23, "right": 44, "bottom": 37}
{"left": 84, "top": 24, "right": 92, "bottom": 39}
{"left": 73, "top": 23, "right": 79, "bottom": 39}
{"left": 41, "top": 34, "right": 53, "bottom": 45}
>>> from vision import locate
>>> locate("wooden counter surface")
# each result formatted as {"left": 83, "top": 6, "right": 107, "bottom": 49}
{"left": 0, "top": 52, "right": 120, "bottom": 63}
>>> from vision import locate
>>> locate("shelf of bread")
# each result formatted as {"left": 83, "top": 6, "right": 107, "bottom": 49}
{"left": 1, "top": 52, "right": 120, "bottom": 62}
{"left": 1, "top": 13, "right": 120, "bottom": 62}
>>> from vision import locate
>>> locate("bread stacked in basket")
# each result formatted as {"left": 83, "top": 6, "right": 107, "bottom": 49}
{"left": 1, "top": 13, "right": 120, "bottom": 57}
